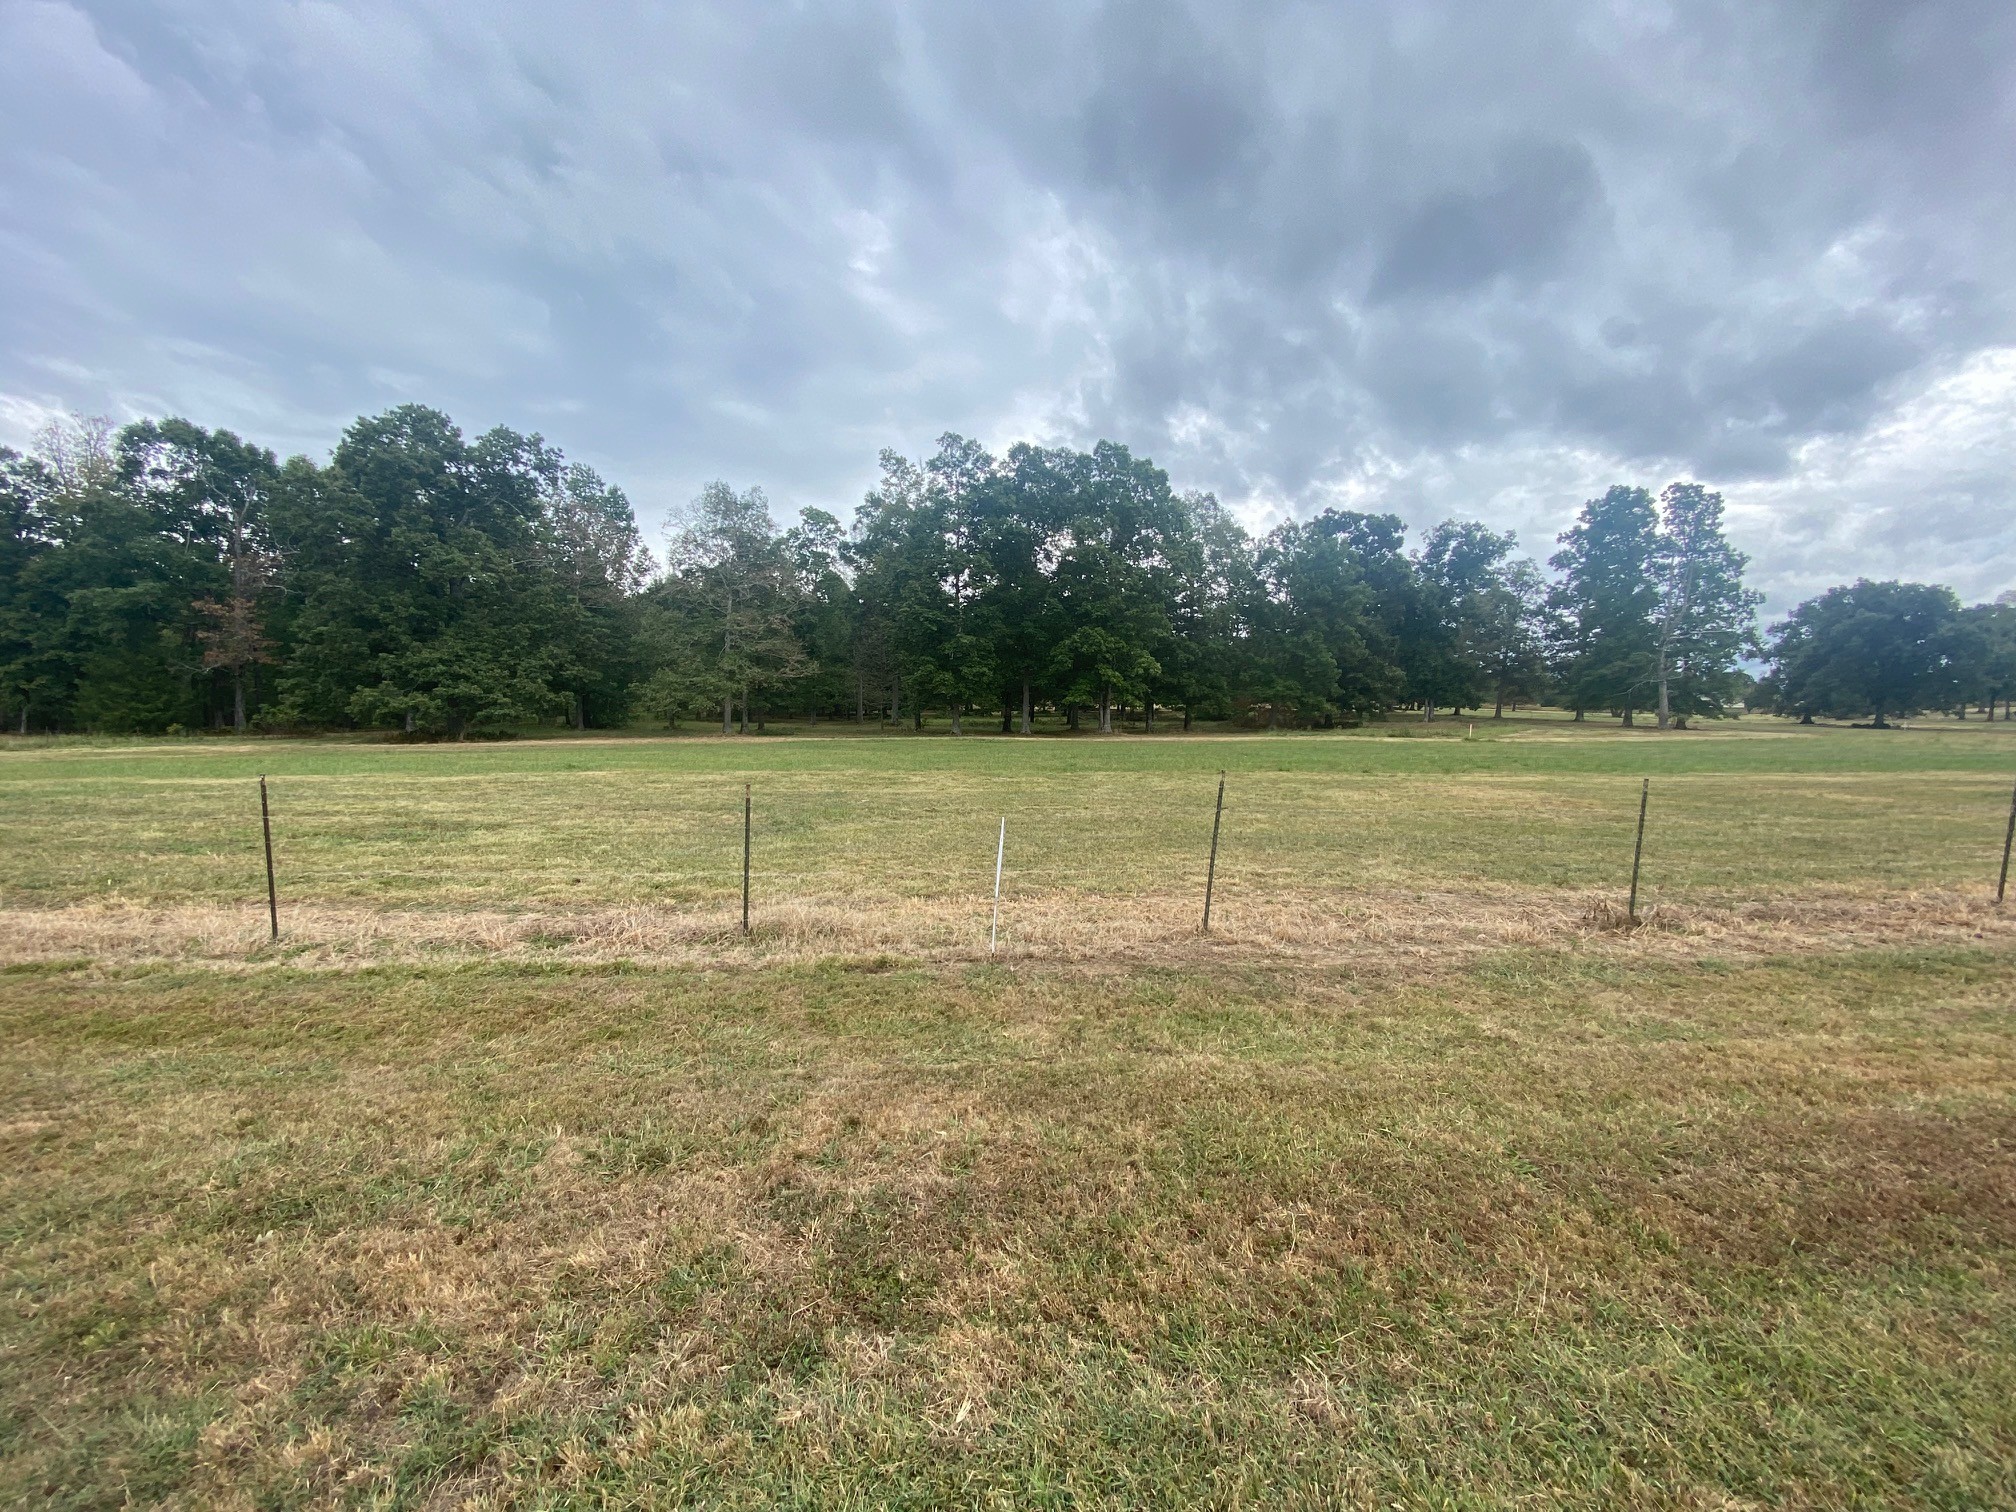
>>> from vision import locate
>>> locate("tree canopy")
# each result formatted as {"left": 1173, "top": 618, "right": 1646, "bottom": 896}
{"left": 1761, "top": 580, "right": 1981, "bottom": 727}
{"left": 5, "top": 404, "right": 1997, "bottom": 737}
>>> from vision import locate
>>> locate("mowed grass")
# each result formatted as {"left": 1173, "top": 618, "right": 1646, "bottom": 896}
{"left": 1, "top": 717, "right": 2013, "bottom": 921}
{"left": 3, "top": 720, "right": 2016, "bottom": 1507}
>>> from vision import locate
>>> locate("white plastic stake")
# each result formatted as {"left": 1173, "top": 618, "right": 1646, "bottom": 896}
{"left": 990, "top": 817, "right": 1006, "bottom": 953}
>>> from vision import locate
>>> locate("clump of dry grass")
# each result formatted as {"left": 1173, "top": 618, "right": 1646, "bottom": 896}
{"left": 1580, "top": 897, "right": 1682, "bottom": 933}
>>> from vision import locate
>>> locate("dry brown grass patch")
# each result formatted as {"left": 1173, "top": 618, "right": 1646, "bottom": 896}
{"left": 3, "top": 879, "right": 2012, "bottom": 976}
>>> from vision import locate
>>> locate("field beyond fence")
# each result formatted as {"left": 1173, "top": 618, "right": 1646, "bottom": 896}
{"left": 3, "top": 718, "right": 2016, "bottom": 969}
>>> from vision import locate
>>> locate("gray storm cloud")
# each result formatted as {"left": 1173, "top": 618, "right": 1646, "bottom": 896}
{"left": 2, "top": 0, "right": 2012, "bottom": 612}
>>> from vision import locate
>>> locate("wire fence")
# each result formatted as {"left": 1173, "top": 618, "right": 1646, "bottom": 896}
{"left": 5, "top": 767, "right": 2013, "bottom": 955}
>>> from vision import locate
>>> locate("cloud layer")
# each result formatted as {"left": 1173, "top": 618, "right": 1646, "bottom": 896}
{"left": 3, "top": 0, "right": 2013, "bottom": 611}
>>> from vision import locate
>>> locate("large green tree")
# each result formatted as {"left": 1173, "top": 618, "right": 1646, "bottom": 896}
{"left": 1252, "top": 517, "right": 1366, "bottom": 726}
{"left": 780, "top": 506, "right": 854, "bottom": 723}
{"left": 23, "top": 416, "right": 214, "bottom": 733}
{"left": 538, "top": 460, "right": 652, "bottom": 729}
{"left": 909, "top": 435, "right": 1003, "bottom": 735}
{"left": 275, "top": 406, "right": 582, "bottom": 736}
{"left": 1471, "top": 557, "right": 1550, "bottom": 717}
{"left": 1549, "top": 486, "right": 1660, "bottom": 722}
{"left": 1953, "top": 594, "right": 2016, "bottom": 720}
{"left": 0, "top": 448, "right": 58, "bottom": 733}
{"left": 1648, "top": 483, "right": 1761, "bottom": 729}
{"left": 983, "top": 444, "right": 1074, "bottom": 733}
{"left": 845, "top": 451, "right": 935, "bottom": 728}
{"left": 119, "top": 419, "right": 282, "bottom": 731}
{"left": 1413, "top": 520, "right": 1523, "bottom": 718}
{"left": 1042, "top": 443, "right": 1184, "bottom": 733}
{"left": 1252, "top": 511, "right": 1411, "bottom": 725}
{"left": 644, "top": 482, "right": 806, "bottom": 732}
{"left": 1765, "top": 580, "right": 1964, "bottom": 727}
{"left": 1161, "top": 491, "right": 1253, "bottom": 729}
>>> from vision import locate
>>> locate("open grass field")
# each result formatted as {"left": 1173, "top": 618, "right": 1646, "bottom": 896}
{"left": 4, "top": 717, "right": 2016, "bottom": 1507}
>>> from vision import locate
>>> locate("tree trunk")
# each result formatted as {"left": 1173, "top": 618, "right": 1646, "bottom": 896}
{"left": 1020, "top": 680, "right": 1032, "bottom": 735}
{"left": 1621, "top": 707, "right": 1635, "bottom": 727}
{"left": 1799, "top": 712, "right": 1814, "bottom": 725}
{"left": 913, "top": 706, "right": 922, "bottom": 731}
{"left": 233, "top": 668, "right": 246, "bottom": 733}
{"left": 1267, "top": 704, "right": 1278, "bottom": 731}
{"left": 1493, "top": 693, "right": 1503, "bottom": 719}
{"left": 1572, "top": 706, "right": 1584, "bottom": 722}
{"left": 1099, "top": 685, "right": 1113, "bottom": 734}
{"left": 856, "top": 672, "right": 864, "bottom": 724}
{"left": 1068, "top": 704, "right": 1079, "bottom": 731}
{"left": 575, "top": 693, "right": 586, "bottom": 731}
{"left": 951, "top": 704, "right": 963, "bottom": 736}
{"left": 892, "top": 670, "right": 901, "bottom": 725}
{"left": 1182, "top": 705, "right": 1192, "bottom": 731}
{"left": 1144, "top": 700, "right": 1154, "bottom": 732}
{"left": 1656, "top": 645, "right": 1672, "bottom": 731}
{"left": 740, "top": 692, "right": 749, "bottom": 734}
{"left": 1001, "top": 699, "right": 1012, "bottom": 734}
{"left": 1872, "top": 710, "right": 1889, "bottom": 729}
{"left": 721, "top": 585, "right": 735, "bottom": 732}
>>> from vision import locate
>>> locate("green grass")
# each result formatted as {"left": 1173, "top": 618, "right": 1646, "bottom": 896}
{"left": 1, "top": 717, "right": 2012, "bottom": 916}
{"left": 4, "top": 949, "right": 2013, "bottom": 1506}
{"left": 3, "top": 719, "right": 2014, "bottom": 1506}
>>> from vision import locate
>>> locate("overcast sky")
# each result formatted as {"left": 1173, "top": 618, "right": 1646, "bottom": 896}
{"left": 3, "top": 0, "right": 2013, "bottom": 614}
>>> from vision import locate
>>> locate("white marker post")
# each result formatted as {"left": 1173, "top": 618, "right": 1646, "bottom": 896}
{"left": 990, "top": 817, "right": 1006, "bottom": 954}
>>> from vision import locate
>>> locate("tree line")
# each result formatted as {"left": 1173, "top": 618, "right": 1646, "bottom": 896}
{"left": 2, "top": 405, "right": 2011, "bottom": 736}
